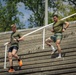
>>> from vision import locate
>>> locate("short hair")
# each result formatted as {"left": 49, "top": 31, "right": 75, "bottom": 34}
{"left": 53, "top": 14, "right": 59, "bottom": 18}
{"left": 11, "top": 24, "right": 16, "bottom": 28}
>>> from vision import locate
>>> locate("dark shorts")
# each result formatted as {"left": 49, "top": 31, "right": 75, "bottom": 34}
{"left": 8, "top": 46, "right": 18, "bottom": 52}
{"left": 51, "top": 33, "right": 63, "bottom": 42}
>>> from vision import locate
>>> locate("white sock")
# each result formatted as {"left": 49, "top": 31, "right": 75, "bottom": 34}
{"left": 51, "top": 45, "right": 56, "bottom": 51}
{"left": 58, "top": 53, "right": 61, "bottom": 57}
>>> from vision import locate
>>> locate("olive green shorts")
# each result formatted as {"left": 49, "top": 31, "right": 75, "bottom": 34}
{"left": 50, "top": 33, "right": 63, "bottom": 42}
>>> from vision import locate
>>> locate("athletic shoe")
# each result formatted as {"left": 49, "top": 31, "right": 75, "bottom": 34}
{"left": 56, "top": 56, "right": 61, "bottom": 59}
{"left": 18, "top": 60, "right": 23, "bottom": 67}
{"left": 51, "top": 45, "right": 56, "bottom": 51}
{"left": 51, "top": 51, "right": 55, "bottom": 54}
{"left": 8, "top": 68, "right": 15, "bottom": 72}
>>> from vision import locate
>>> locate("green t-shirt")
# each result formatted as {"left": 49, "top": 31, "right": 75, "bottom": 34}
{"left": 10, "top": 31, "right": 21, "bottom": 48}
{"left": 53, "top": 20, "right": 65, "bottom": 33}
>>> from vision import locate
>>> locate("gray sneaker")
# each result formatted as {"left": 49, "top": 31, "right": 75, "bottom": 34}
{"left": 51, "top": 45, "right": 56, "bottom": 51}
{"left": 56, "top": 56, "right": 62, "bottom": 59}
{"left": 51, "top": 51, "right": 55, "bottom": 54}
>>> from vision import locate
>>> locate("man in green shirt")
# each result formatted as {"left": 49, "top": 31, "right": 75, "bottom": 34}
{"left": 45, "top": 15, "right": 69, "bottom": 58}
{"left": 7, "top": 24, "right": 24, "bottom": 72}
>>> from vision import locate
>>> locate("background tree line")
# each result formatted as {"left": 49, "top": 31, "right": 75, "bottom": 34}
{"left": 0, "top": 0, "right": 76, "bottom": 32}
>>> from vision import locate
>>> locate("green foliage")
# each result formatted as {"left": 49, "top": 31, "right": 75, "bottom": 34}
{"left": 48, "top": 0, "right": 76, "bottom": 23}
{"left": 23, "top": 0, "right": 45, "bottom": 27}
{"left": 0, "top": 0, "right": 76, "bottom": 31}
{"left": 68, "top": 0, "right": 76, "bottom": 7}
{"left": 64, "top": 0, "right": 76, "bottom": 21}
{"left": 23, "top": 0, "right": 76, "bottom": 27}
{"left": 66, "top": 8, "right": 76, "bottom": 21}
{"left": 0, "top": 0, "right": 25, "bottom": 32}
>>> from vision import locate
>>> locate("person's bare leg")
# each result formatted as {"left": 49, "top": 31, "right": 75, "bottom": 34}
{"left": 8, "top": 52, "right": 15, "bottom": 72}
{"left": 12, "top": 49, "right": 19, "bottom": 60}
{"left": 45, "top": 37, "right": 52, "bottom": 46}
{"left": 12, "top": 49, "right": 23, "bottom": 66}
{"left": 8, "top": 52, "right": 13, "bottom": 67}
{"left": 45, "top": 37, "right": 56, "bottom": 54}
{"left": 56, "top": 39, "right": 61, "bottom": 58}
